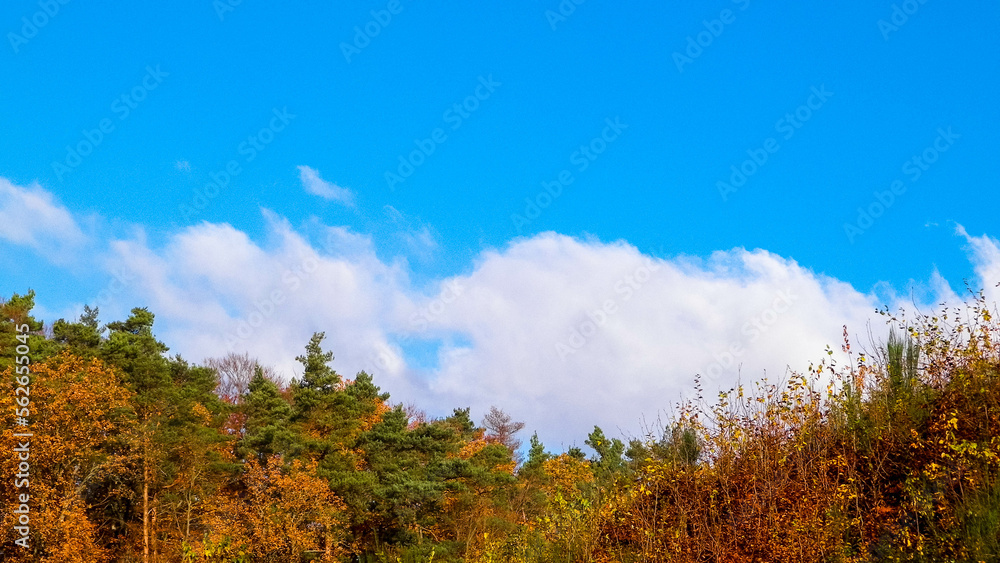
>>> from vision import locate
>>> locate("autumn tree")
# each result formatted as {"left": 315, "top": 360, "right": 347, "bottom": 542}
{"left": 197, "top": 456, "right": 347, "bottom": 562}
{"left": 95, "top": 308, "right": 230, "bottom": 561}
{"left": 0, "top": 353, "right": 132, "bottom": 562}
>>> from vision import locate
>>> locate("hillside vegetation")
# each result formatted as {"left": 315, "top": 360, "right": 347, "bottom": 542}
{"left": 2, "top": 289, "right": 1000, "bottom": 562}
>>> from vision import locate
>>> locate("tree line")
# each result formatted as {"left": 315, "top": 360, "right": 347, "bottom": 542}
{"left": 2, "top": 289, "right": 1000, "bottom": 562}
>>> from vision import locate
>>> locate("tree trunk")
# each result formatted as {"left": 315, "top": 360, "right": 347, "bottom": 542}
{"left": 186, "top": 492, "right": 193, "bottom": 545}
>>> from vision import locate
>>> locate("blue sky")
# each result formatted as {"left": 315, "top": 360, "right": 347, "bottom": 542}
{"left": 2, "top": 0, "right": 999, "bottom": 448}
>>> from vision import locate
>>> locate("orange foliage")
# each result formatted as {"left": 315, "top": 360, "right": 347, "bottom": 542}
{"left": 598, "top": 373, "right": 854, "bottom": 563}
{"left": 196, "top": 456, "right": 347, "bottom": 562}
{"left": 0, "top": 352, "right": 132, "bottom": 563}
{"left": 358, "top": 398, "right": 391, "bottom": 432}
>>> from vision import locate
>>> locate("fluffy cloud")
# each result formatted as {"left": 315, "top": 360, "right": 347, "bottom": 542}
{"left": 9, "top": 180, "right": 1000, "bottom": 451}
{"left": 0, "top": 178, "right": 87, "bottom": 262}
{"left": 297, "top": 165, "right": 355, "bottom": 206}
{"left": 104, "top": 212, "right": 413, "bottom": 394}
{"left": 958, "top": 225, "right": 1000, "bottom": 306}
{"left": 98, "top": 217, "right": 941, "bottom": 450}
{"left": 399, "top": 235, "right": 888, "bottom": 449}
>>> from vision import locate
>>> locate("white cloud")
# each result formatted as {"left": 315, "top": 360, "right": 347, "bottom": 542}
{"left": 0, "top": 178, "right": 87, "bottom": 262}
{"left": 104, "top": 211, "right": 416, "bottom": 394}
{"left": 957, "top": 225, "right": 1000, "bottom": 307}
{"left": 297, "top": 165, "right": 355, "bottom": 206}
{"left": 11, "top": 188, "right": 995, "bottom": 451}
{"left": 99, "top": 217, "right": 943, "bottom": 450}
{"left": 401, "top": 235, "right": 889, "bottom": 449}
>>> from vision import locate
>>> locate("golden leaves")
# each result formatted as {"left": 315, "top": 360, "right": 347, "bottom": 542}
{"left": 199, "top": 456, "right": 346, "bottom": 561}
{"left": 0, "top": 352, "right": 130, "bottom": 562}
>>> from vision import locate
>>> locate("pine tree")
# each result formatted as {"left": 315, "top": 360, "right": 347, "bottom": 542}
{"left": 239, "top": 366, "right": 298, "bottom": 461}
{"left": 0, "top": 290, "right": 58, "bottom": 369}
{"left": 52, "top": 305, "right": 103, "bottom": 353}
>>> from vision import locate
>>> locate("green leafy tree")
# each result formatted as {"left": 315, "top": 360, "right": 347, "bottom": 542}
{"left": 95, "top": 308, "right": 230, "bottom": 561}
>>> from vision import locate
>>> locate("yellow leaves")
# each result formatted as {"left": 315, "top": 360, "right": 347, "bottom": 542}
{"left": 534, "top": 454, "right": 600, "bottom": 553}
{"left": 540, "top": 454, "right": 594, "bottom": 496}
{"left": 0, "top": 352, "right": 129, "bottom": 562}
{"left": 358, "top": 399, "right": 390, "bottom": 432}
{"left": 191, "top": 401, "right": 212, "bottom": 425}
{"left": 457, "top": 437, "right": 490, "bottom": 460}
{"left": 201, "top": 456, "right": 347, "bottom": 561}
